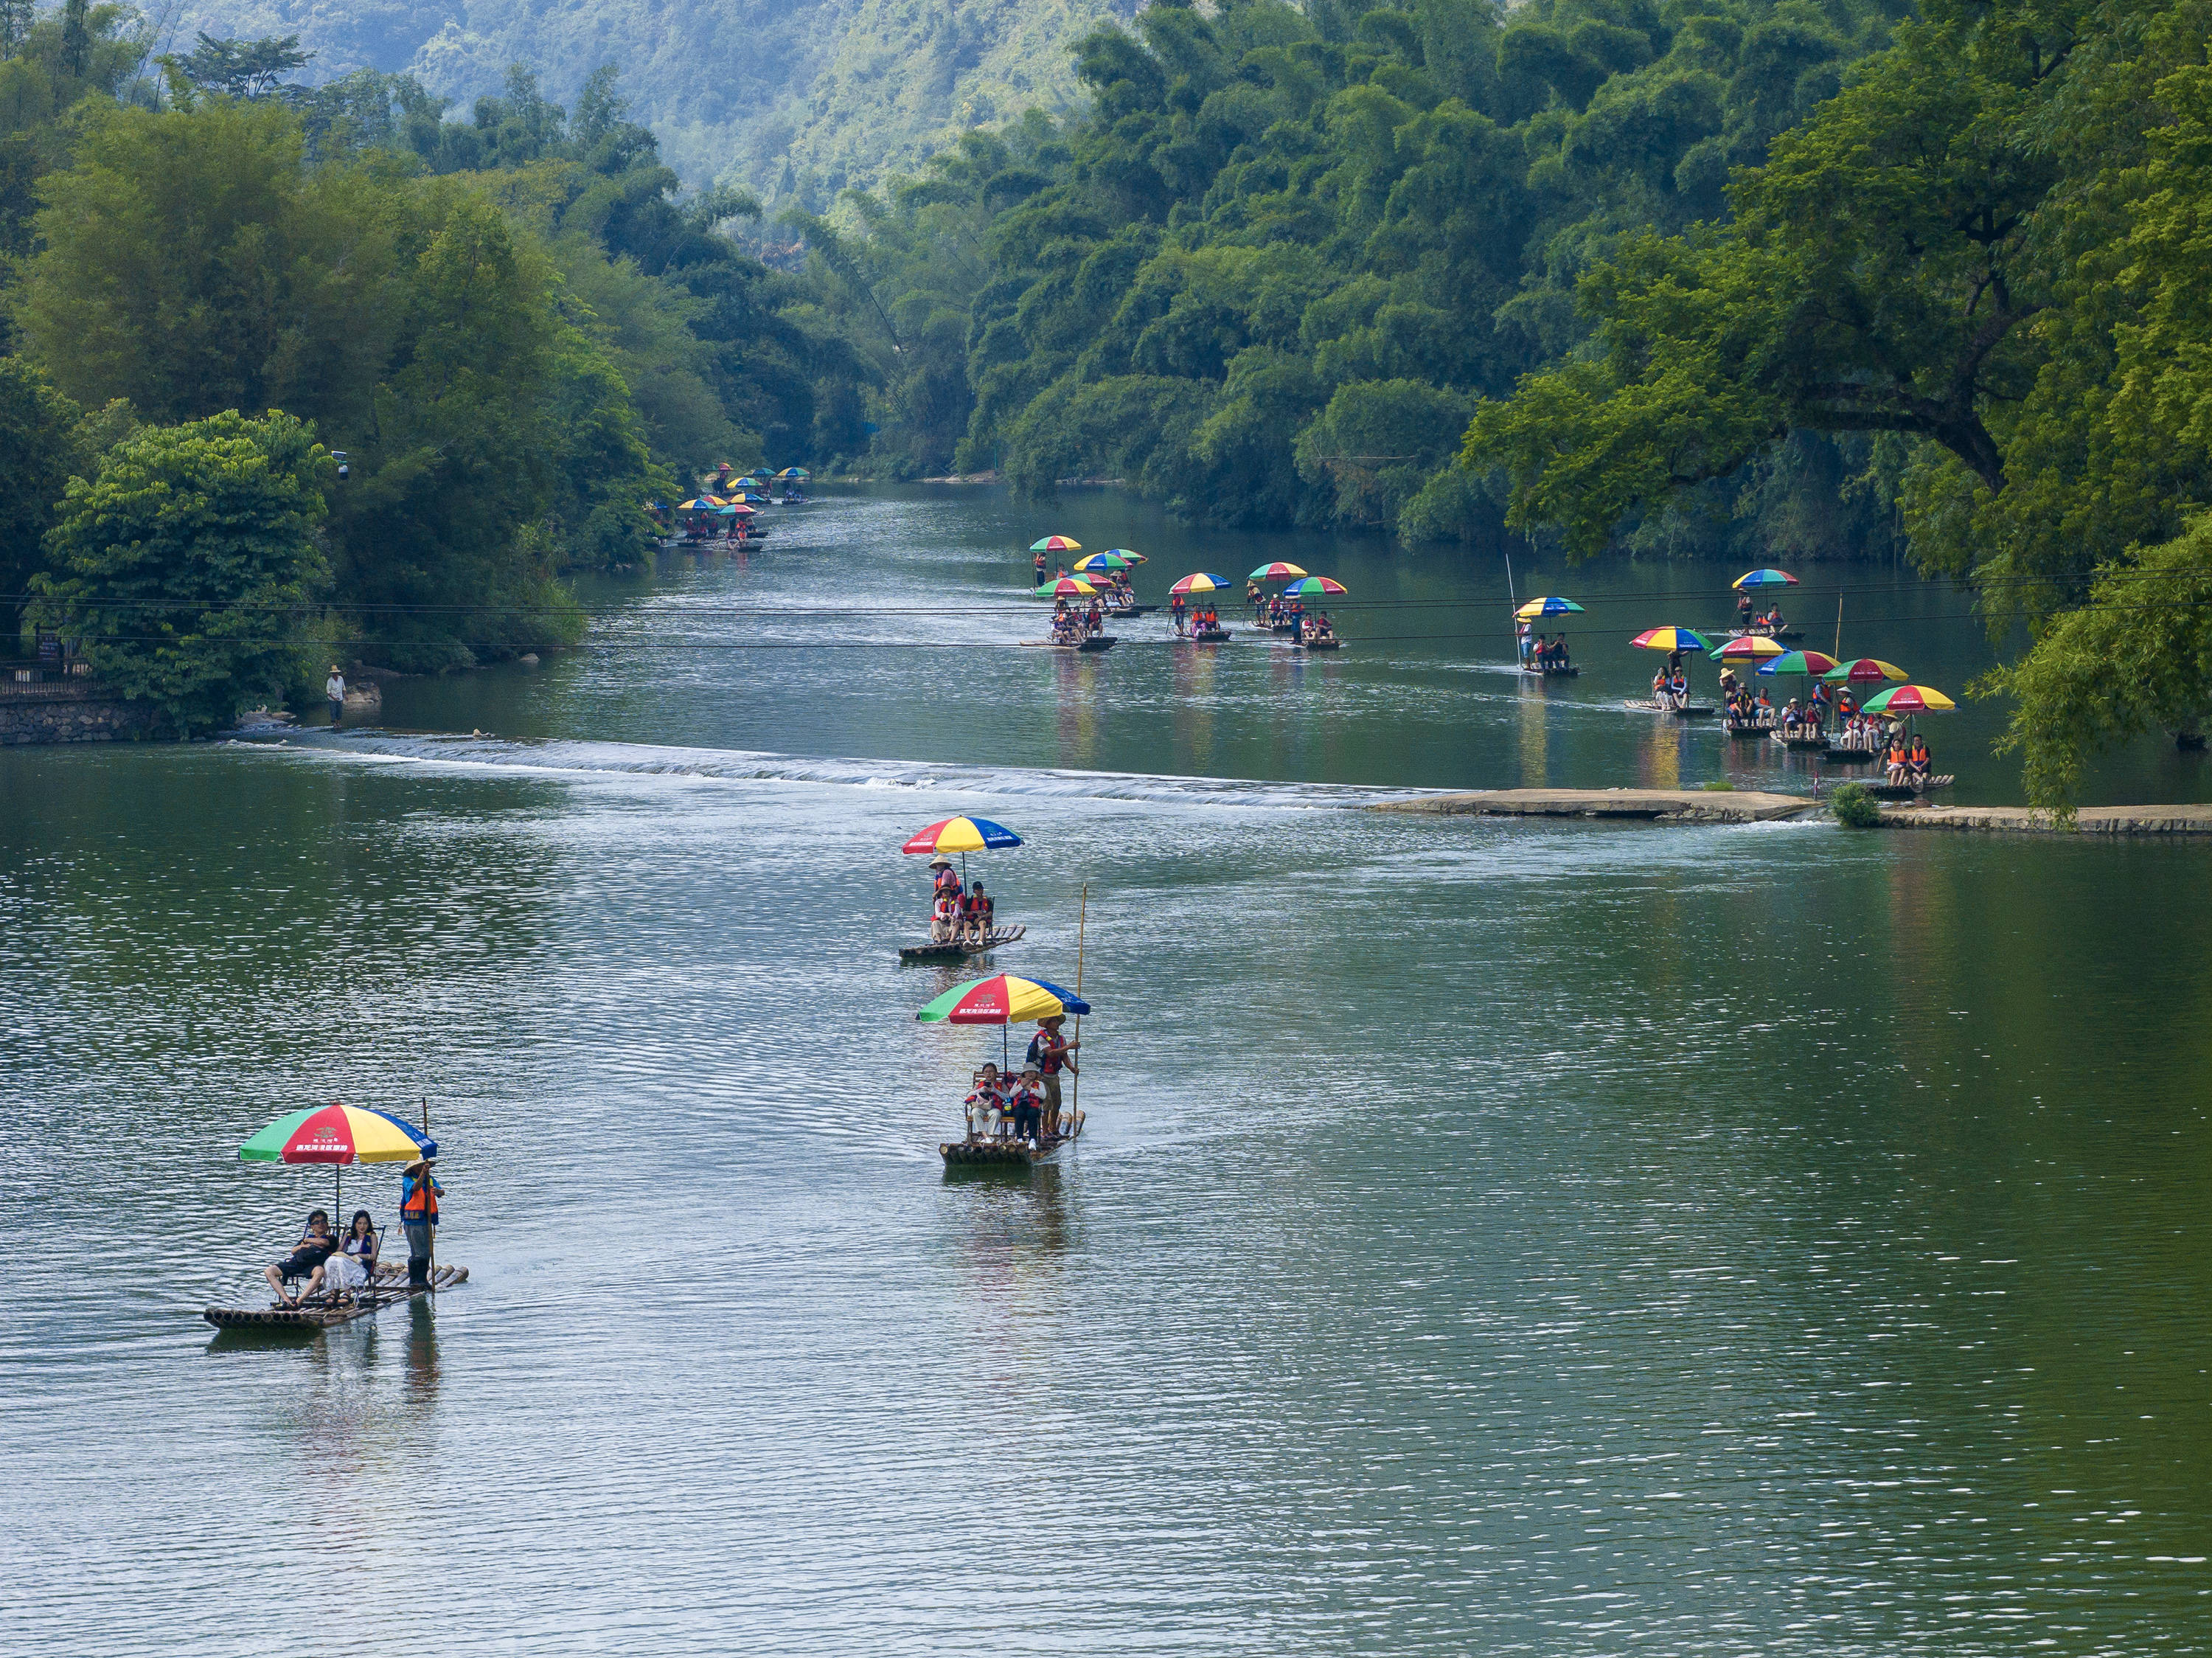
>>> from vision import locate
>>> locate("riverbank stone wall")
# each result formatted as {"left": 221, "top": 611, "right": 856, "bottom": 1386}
{"left": 0, "top": 687, "right": 156, "bottom": 744}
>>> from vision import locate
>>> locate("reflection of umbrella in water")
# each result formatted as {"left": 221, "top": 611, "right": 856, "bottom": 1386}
{"left": 239, "top": 1100, "right": 437, "bottom": 1214}
{"left": 917, "top": 974, "right": 1093, "bottom": 1070}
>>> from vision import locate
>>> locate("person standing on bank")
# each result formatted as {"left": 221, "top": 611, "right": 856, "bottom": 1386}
{"left": 400, "top": 1156, "right": 442, "bottom": 1288}
{"left": 325, "top": 665, "right": 346, "bottom": 727}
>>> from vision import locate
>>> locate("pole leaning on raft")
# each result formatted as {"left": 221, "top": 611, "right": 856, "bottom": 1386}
{"left": 422, "top": 1096, "right": 435, "bottom": 1286}
{"left": 1071, "top": 883, "right": 1087, "bottom": 1140}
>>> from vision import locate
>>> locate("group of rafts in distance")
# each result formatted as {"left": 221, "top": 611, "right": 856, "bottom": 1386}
{"left": 1023, "top": 536, "right": 1345, "bottom": 651}
{"left": 1517, "top": 566, "right": 1955, "bottom": 797}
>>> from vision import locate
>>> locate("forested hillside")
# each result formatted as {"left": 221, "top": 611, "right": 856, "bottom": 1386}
{"left": 797, "top": 0, "right": 2212, "bottom": 799}
{"left": 807, "top": 0, "right": 1910, "bottom": 563}
{"left": 1458, "top": 0, "right": 2212, "bottom": 803}
{"left": 178, "top": 0, "right": 1136, "bottom": 196}
{"left": 0, "top": 8, "right": 869, "bottom": 728}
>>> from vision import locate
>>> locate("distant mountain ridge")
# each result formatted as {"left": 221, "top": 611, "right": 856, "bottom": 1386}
{"left": 171, "top": 0, "right": 1138, "bottom": 196}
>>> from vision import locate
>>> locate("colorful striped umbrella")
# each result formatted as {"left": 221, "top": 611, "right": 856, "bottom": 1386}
{"left": 1757, "top": 649, "right": 1840, "bottom": 676}
{"left": 678, "top": 496, "right": 725, "bottom": 510}
{"left": 775, "top": 467, "right": 810, "bottom": 479}
{"left": 902, "top": 816, "right": 1023, "bottom": 855}
{"left": 1820, "top": 657, "right": 1908, "bottom": 684}
{"left": 1102, "top": 548, "right": 1147, "bottom": 563}
{"left": 1030, "top": 535, "right": 1082, "bottom": 552}
{"left": 1171, "top": 572, "right": 1231, "bottom": 594}
{"left": 1515, "top": 596, "right": 1584, "bottom": 619}
{"left": 1732, "top": 568, "right": 1798, "bottom": 589}
{"left": 1036, "top": 577, "right": 1098, "bottom": 598}
{"left": 1072, "top": 552, "right": 1132, "bottom": 572}
{"left": 1278, "top": 577, "right": 1346, "bottom": 597}
{"left": 240, "top": 1102, "right": 437, "bottom": 1165}
{"left": 1247, "top": 562, "right": 1307, "bottom": 581}
{"left": 1861, "top": 683, "right": 1955, "bottom": 713}
{"left": 1711, "top": 634, "right": 1788, "bottom": 660}
{"left": 916, "top": 975, "right": 1091, "bottom": 1025}
{"left": 1632, "top": 626, "right": 1711, "bottom": 653}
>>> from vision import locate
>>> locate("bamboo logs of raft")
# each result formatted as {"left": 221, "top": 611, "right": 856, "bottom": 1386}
{"left": 204, "top": 1263, "right": 469, "bottom": 1330}
{"left": 899, "top": 924, "right": 1026, "bottom": 962}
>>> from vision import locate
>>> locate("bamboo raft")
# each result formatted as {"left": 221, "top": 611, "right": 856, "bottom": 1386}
{"left": 1771, "top": 730, "right": 1832, "bottom": 751}
{"left": 899, "top": 924, "right": 1026, "bottom": 962}
{"left": 1293, "top": 637, "right": 1343, "bottom": 651}
{"left": 942, "top": 1128, "right": 1077, "bottom": 1168}
{"left": 1624, "top": 699, "right": 1717, "bottom": 717}
{"left": 1018, "top": 637, "right": 1117, "bottom": 652}
{"left": 1827, "top": 746, "right": 1880, "bottom": 763}
{"left": 1187, "top": 627, "right": 1234, "bottom": 642}
{"left": 204, "top": 1263, "right": 469, "bottom": 1331}
{"left": 1725, "top": 720, "right": 1775, "bottom": 738}
{"left": 1728, "top": 626, "right": 1803, "bottom": 643}
{"left": 1866, "top": 774, "right": 1955, "bottom": 799}
{"left": 1520, "top": 664, "right": 1579, "bottom": 678}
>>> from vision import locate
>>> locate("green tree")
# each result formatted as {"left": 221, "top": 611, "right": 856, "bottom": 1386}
{"left": 1992, "top": 521, "right": 2212, "bottom": 814}
{"left": 14, "top": 96, "right": 396, "bottom": 431}
{"left": 0, "top": 355, "right": 84, "bottom": 628}
{"left": 31, "top": 409, "right": 331, "bottom": 733}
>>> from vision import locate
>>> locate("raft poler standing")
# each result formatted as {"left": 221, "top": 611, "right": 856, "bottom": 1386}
{"left": 325, "top": 665, "right": 345, "bottom": 726}
{"left": 1026, "top": 1014, "right": 1078, "bottom": 1138}
{"left": 400, "top": 1156, "right": 443, "bottom": 1288}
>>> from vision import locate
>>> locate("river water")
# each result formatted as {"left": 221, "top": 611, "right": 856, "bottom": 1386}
{"left": 4, "top": 488, "right": 2208, "bottom": 1655}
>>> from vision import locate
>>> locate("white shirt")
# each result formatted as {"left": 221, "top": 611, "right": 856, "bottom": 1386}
{"left": 325, "top": 673, "right": 345, "bottom": 701}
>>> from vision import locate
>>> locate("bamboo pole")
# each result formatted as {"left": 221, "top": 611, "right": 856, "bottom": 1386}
{"left": 422, "top": 1097, "right": 435, "bottom": 1288}
{"left": 1070, "top": 883, "right": 1087, "bottom": 1140}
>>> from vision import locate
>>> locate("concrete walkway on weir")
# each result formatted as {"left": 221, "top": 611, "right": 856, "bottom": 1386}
{"left": 1374, "top": 788, "right": 1815, "bottom": 824}
{"left": 1877, "top": 802, "right": 2212, "bottom": 833}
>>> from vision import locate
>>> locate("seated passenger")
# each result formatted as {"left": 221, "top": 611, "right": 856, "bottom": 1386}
{"left": 327, "top": 1210, "right": 379, "bottom": 1300}
{"left": 1887, "top": 737, "right": 1910, "bottom": 785}
{"left": 931, "top": 895, "right": 959, "bottom": 942}
{"left": 962, "top": 881, "right": 994, "bottom": 941}
{"left": 1910, "top": 735, "right": 1933, "bottom": 780}
{"left": 965, "top": 1064, "right": 1006, "bottom": 1141}
{"left": 1009, "top": 1067, "right": 1046, "bottom": 1145}
{"left": 264, "top": 1210, "right": 337, "bottom": 1308}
